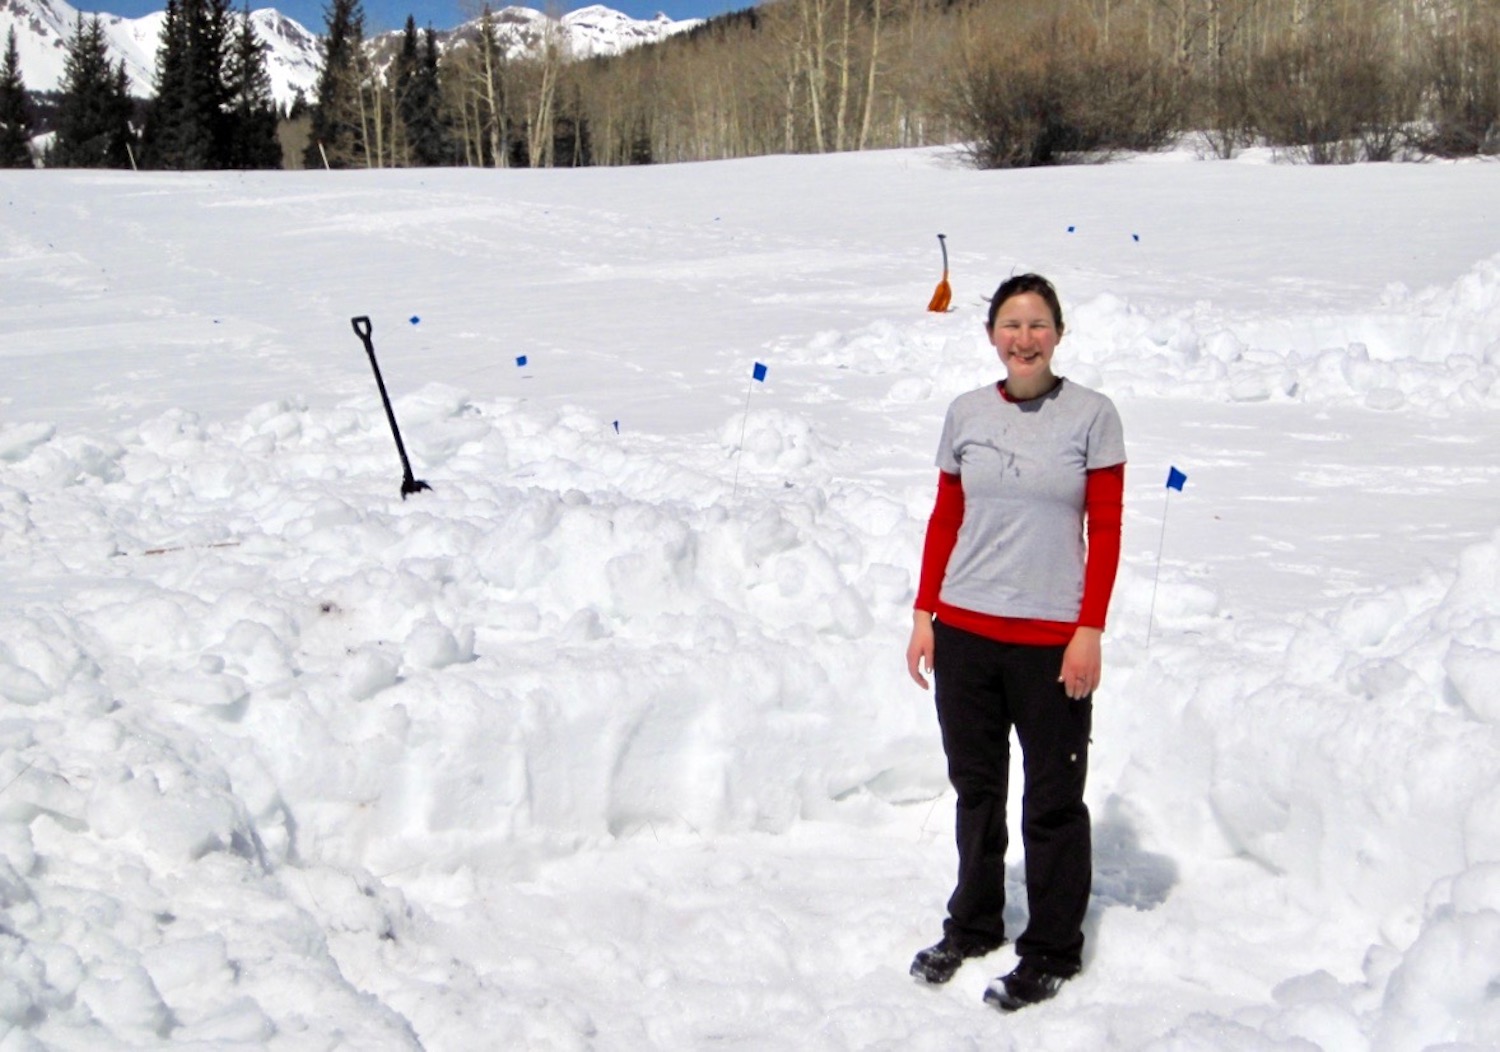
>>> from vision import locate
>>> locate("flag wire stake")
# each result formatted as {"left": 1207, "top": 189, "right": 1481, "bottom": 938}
{"left": 1146, "top": 466, "right": 1186, "bottom": 651}
{"left": 732, "top": 363, "right": 766, "bottom": 501}
{"left": 1146, "top": 492, "right": 1170, "bottom": 651}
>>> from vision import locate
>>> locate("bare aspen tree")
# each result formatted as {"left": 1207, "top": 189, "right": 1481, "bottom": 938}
{"left": 756, "top": 1, "right": 810, "bottom": 152}
{"left": 454, "top": 83, "right": 477, "bottom": 165}
{"left": 832, "top": 0, "right": 853, "bottom": 150}
{"left": 886, "top": 0, "right": 941, "bottom": 146}
{"left": 445, "top": 52, "right": 473, "bottom": 165}
{"left": 634, "top": 49, "right": 661, "bottom": 163}
{"left": 439, "top": 5, "right": 510, "bottom": 166}
{"left": 709, "top": 59, "right": 733, "bottom": 157}
{"left": 476, "top": 7, "right": 509, "bottom": 166}
{"left": 526, "top": 10, "right": 564, "bottom": 166}
{"left": 744, "top": 23, "right": 791, "bottom": 154}
{"left": 356, "top": 48, "right": 382, "bottom": 166}
{"left": 1165, "top": 0, "right": 1203, "bottom": 64}
{"left": 744, "top": 26, "right": 792, "bottom": 154}
{"left": 800, "top": 0, "right": 831, "bottom": 149}
{"left": 854, "top": 0, "right": 879, "bottom": 148}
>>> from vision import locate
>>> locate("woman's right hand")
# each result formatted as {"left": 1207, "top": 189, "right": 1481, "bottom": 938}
{"left": 906, "top": 612, "right": 936, "bottom": 689}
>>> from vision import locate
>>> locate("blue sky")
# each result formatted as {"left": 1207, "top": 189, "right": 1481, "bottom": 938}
{"left": 87, "top": 1, "right": 744, "bottom": 34}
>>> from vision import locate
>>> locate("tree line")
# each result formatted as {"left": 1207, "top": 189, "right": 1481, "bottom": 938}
{"left": 1, "top": 0, "right": 279, "bottom": 169}
{"left": 295, "top": 0, "right": 1500, "bottom": 169}
{"left": 4, "top": 0, "right": 1498, "bottom": 171}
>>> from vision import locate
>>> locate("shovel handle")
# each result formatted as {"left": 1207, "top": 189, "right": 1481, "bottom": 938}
{"left": 349, "top": 314, "right": 430, "bottom": 499}
{"left": 937, "top": 233, "right": 948, "bottom": 272}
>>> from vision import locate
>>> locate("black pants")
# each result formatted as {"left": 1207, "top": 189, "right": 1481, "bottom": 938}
{"left": 933, "top": 620, "right": 1092, "bottom": 974}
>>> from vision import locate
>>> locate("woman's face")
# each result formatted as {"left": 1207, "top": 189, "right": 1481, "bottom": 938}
{"left": 988, "top": 291, "right": 1062, "bottom": 383}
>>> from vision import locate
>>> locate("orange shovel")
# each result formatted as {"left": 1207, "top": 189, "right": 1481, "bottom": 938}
{"left": 926, "top": 233, "right": 952, "bottom": 312}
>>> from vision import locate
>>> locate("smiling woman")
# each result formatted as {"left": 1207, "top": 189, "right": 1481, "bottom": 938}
{"left": 986, "top": 277, "right": 1065, "bottom": 401}
{"left": 904, "top": 272, "right": 1128, "bottom": 1010}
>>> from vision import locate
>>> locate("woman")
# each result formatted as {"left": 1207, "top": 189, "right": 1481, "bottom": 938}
{"left": 905, "top": 273, "right": 1125, "bottom": 1011}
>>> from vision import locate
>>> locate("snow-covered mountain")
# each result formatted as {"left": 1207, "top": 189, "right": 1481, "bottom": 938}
{"left": 546, "top": 3, "right": 701, "bottom": 59}
{"left": 0, "top": 0, "right": 700, "bottom": 106}
{"left": 2, "top": 0, "right": 160, "bottom": 96}
{"left": 440, "top": 2, "right": 701, "bottom": 61}
{"left": 0, "top": 0, "right": 323, "bottom": 103}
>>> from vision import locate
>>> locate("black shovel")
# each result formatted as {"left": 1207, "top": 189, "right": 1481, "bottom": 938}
{"left": 350, "top": 315, "right": 431, "bottom": 499}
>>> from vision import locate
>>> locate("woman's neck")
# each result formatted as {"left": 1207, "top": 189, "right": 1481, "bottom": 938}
{"left": 1001, "top": 372, "right": 1060, "bottom": 402}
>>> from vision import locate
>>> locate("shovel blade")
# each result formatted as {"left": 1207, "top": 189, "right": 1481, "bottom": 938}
{"left": 927, "top": 278, "right": 952, "bottom": 313}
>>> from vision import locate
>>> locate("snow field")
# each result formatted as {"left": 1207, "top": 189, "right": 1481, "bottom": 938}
{"left": 2, "top": 151, "right": 1499, "bottom": 1048}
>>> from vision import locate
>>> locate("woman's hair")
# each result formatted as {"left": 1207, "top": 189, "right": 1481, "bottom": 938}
{"left": 985, "top": 273, "right": 1064, "bottom": 335}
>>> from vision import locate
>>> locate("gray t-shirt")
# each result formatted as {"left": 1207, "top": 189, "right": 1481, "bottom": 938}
{"left": 935, "top": 378, "right": 1126, "bottom": 622}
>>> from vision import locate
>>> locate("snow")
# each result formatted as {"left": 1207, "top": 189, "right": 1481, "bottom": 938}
{"left": 2, "top": 144, "right": 1499, "bottom": 1049}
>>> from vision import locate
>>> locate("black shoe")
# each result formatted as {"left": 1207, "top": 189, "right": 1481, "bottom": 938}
{"left": 909, "top": 937, "right": 1005, "bottom": 985}
{"left": 982, "top": 961, "right": 1072, "bottom": 1011}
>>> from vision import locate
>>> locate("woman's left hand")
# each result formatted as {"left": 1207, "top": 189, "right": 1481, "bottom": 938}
{"left": 1059, "top": 627, "right": 1103, "bottom": 699}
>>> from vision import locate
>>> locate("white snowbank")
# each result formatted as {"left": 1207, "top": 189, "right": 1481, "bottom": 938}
{"left": 2, "top": 150, "right": 1498, "bottom": 1047}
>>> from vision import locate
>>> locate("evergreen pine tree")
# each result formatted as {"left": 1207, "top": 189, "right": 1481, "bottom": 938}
{"left": 224, "top": 4, "right": 281, "bottom": 168}
{"left": 392, "top": 15, "right": 419, "bottom": 164}
{"left": 52, "top": 16, "right": 135, "bottom": 168}
{"left": 142, "top": 0, "right": 234, "bottom": 169}
{"left": 405, "top": 26, "right": 451, "bottom": 166}
{"left": 141, "top": 0, "right": 187, "bottom": 165}
{"left": 0, "top": 28, "right": 34, "bottom": 168}
{"left": 305, "top": 0, "right": 367, "bottom": 168}
{"left": 390, "top": 18, "right": 447, "bottom": 167}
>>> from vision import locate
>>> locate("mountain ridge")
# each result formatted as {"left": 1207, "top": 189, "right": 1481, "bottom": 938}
{"left": 0, "top": 0, "right": 701, "bottom": 106}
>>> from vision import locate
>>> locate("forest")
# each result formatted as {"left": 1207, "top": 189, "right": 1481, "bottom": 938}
{"left": 3, "top": 0, "right": 1498, "bottom": 170}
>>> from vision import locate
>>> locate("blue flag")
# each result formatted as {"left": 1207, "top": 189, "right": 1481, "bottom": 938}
{"left": 752, "top": 362, "right": 768, "bottom": 382}
{"left": 1166, "top": 466, "right": 1187, "bottom": 491}
{"left": 516, "top": 355, "right": 528, "bottom": 368}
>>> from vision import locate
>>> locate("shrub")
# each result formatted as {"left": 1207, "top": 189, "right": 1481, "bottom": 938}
{"left": 1197, "top": 68, "right": 1255, "bottom": 160}
{"left": 1248, "top": 21, "right": 1421, "bottom": 164}
{"left": 1418, "top": 13, "right": 1500, "bottom": 157}
{"left": 948, "top": 6, "right": 1181, "bottom": 169}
